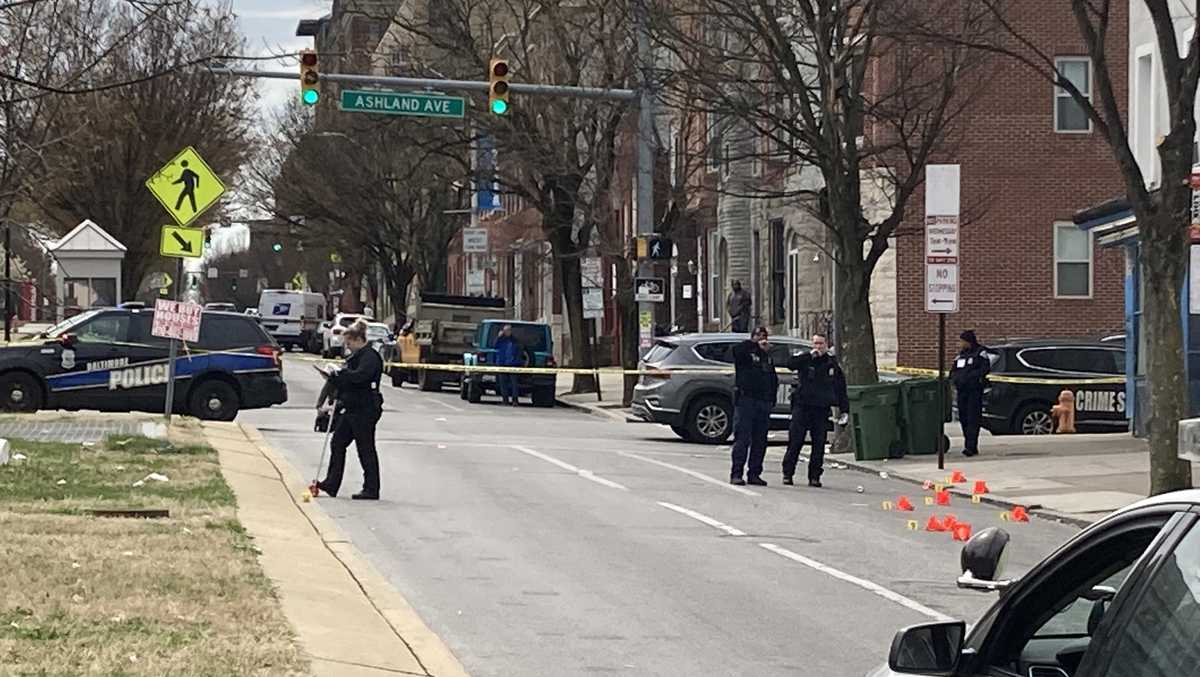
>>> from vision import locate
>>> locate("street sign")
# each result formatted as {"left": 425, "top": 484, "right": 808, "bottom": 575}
{"left": 583, "top": 287, "right": 604, "bottom": 320}
{"left": 340, "top": 90, "right": 466, "bottom": 119}
{"left": 924, "top": 165, "right": 960, "bottom": 313}
{"left": 635, "top": 276, "right": 665, "bottom": 302}
{"left": 636, "top": 235, "right": 672, "bottom": 260}
{"left": 145, "top": 147, "right": 226, "bottom": 227}
{"left": 462, "top": 227, "right": 489, "bottom": 253}
{"left": 639, "top": 310, "right": 653, "bottom": 349}
{"left": 151, "top": 299, "right": 202, "bottom": 342}
{"left": 160, "top": 225, "right": 204, "bottom": 258}
{"left": 147, "top": 271, "right": 173, "bottom": 289}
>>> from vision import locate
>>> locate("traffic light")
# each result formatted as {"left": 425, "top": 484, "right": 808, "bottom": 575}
{"left": 230, "top": 278, "right": 238, "bottom": 293}
{"left": 272, "top": 242, "right": 283, "bottom": 253}
{"left": 488, "top": 58, "right": 510, "bottom": 115}
{"left": 299, "top": 49, "right": 319, "bottom": 106}
{"left": 204, "top": 230, "right": 212, "bottom": 250}
{"left": 636, "top": 235, "right": 673, "bottom": 260}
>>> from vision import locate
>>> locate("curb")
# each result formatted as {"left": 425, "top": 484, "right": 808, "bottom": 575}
{"left": 555, "top": 395, "right": 632, "bottom": 424}
{"left": 826, "top": 454, "right": 1097, "bottom": 529}
{"left": 233, "top": 423, "right": 472, "bottom": 677}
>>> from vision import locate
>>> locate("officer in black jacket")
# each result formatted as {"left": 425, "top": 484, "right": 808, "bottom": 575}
{"left": 951, "top": 329, "right": 989, "bottom": 457}
{"left": 730, "top": 326, "right": 778, "bottom": 486}
{"left": 316, "top": 320, "right": 384, "bottom": 500}
{"left": 783, "top": 333, "right": 849, "bottom": 487}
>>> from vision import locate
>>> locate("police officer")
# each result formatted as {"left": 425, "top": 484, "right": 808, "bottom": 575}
{"left": 316, "top": 320, "right": 384, "bottom": 499}
{"left": 730, "top": 326, "right": 777, "bottom": 486}
{"left": 783, "top": 333, "right": 848, "bottom": 488}
{"left": 951, "top": 329, "right": 989, "bottom": 457}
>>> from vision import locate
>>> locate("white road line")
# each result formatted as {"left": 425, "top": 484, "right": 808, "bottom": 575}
{"left": 428, "top": 398, "right": 464, "bottom": 412}
{"left": 656, "top": 502, "right": 747, "bottom": 536}
{"left": 758, "top": 543, "right": 953, "bottom": 622}
{"left": 510, "top": 446, "right": 628, "bottom": 491}
{"left": 619, "top": 451, "right": 760, "bottom": 496}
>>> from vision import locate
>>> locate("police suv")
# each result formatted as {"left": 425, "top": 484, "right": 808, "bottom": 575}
{"left": 0, "top": 305, "right": 287, "bottom": 420}
{"left": 980, "top": 339, "right": 1127, "bottom": 435}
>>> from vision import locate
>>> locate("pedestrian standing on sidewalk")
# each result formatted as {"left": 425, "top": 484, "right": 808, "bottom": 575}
{"left": 952, "top": 329, "right": 990, "bottom": 457}
{"left": 494, "top": 324, "right": 525, "bottom": 406}
{"left": 782, "top": 334, "right": 849, "bottom": 488}
{"left": 727, "top": 280, "right": 752, "bottom": 333}
{"left": 315, "top": 320, "right": 384, "bottom": 500}
{"left": 730, "top": 326, "right": 778, "bottom": 486}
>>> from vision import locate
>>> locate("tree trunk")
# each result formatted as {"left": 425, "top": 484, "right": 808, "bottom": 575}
{"left": 615, "top": 256, "right": 639, "bottom": 405}
{"left": 1139, "top": 194, "right": 1194, "bottom": 494}
{"left": 836, "top": 248, "right": 880, "bottom": 386}
{"left": 542, "top": 175, "right": 595, "bottom": 393}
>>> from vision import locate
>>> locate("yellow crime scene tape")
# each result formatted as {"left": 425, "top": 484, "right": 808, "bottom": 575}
{"left": 888, "top": 365, "right": 1125, "bottom": 386}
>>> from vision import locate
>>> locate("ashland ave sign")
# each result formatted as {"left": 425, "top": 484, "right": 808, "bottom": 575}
{"left": 340, "top": 90, "right": 466, "bottom": 119}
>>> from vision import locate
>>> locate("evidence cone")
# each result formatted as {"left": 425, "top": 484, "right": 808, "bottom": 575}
{"left": 942, "top": 514, "right": 958, "bottom": 529}
{"left": 952, "top": 523, "right": 973, "bottom": 541}
{"left": 1011, "top": 506, "right": 1030, "bottom": 522}
{"left": 896, "top": 496, "right": 915, "bottom": 511}
{"left": 950, "top": 469, "right": 966, "bottom": 483}
{"left": 935, "top": 490, "right": 951, "bottom": 506}
{"left": 925, "top": 515, "right": 947, "bottom": 532}
{"left": 973, "top": 480, "right": 990, "bottom": 495}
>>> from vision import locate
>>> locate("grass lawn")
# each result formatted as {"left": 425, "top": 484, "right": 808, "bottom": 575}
{"left": 0, "top": 431, "right": 309, "bottom": 676}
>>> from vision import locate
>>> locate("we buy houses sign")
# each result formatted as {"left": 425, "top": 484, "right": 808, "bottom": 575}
{"left": 151, "top": 299, "right": 202, "bottom": 343}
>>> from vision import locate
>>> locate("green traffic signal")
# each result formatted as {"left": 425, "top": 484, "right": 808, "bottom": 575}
{"left": 272, "top": 243, "right": 283, "bottom": 252}
{"left": 302, "top": 89, "right": 319, "bottom": 106}
{"left": 491, "top": 99, "right": 508, "bottom": 115}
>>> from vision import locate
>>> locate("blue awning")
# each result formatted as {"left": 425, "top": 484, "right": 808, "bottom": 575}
{"left": 1073, "top": 198, "right": 1138, "bottom": 247}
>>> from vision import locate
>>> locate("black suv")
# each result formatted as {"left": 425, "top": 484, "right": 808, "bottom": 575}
{"left": 981, "top": 339, "right": 1127, "bottom": 435}
{"left": 0, "top": 306, "right": 287, "bottom": 420}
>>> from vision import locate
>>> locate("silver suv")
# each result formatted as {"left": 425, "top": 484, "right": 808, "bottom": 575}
{"left": 631, "top": 333, "right": 811, "bottom": 444}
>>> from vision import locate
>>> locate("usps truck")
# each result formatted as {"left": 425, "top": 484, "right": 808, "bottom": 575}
{"left": 257, "top": 290, "right": 327, "bottom": 353}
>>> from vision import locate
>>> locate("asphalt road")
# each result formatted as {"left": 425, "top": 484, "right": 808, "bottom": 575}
{"left": 241, "top": 355, "right": 1084, "bottom": 677}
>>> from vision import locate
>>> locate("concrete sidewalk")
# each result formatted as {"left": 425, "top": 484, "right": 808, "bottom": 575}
{"left": 200, "top": 422, "right": 469, "bottom": 677}
{"left": 556, "top": 370, "right": 631, "bottom": 423}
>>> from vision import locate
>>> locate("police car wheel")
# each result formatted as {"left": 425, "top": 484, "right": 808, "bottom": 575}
{"left": 189, "top": 380, "right": 240, "bottom": 421}
{"left": 0, "top": 372, "right": 42, "bottom": 412}
{"left": 1016, "top": 403, "right": 1054, "bottom": 435}
{"left": 687, "top": 396, "right": 732, "bottom": 444}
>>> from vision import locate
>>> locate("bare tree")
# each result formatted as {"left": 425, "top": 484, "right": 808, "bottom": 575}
{"left": 933, "top": 0, "right": 1194, "bottom": 493}
{"left": 380, "top": 0, "right": 639, "bottom": 392}
{"left": 25, "top": 0, "right": 253, "bottom": 298}
{"left": 646, "top": 0, "right": 992, "bottom": 383}
{"left": 247, "top": 100, "right": 469, "bottom": 319}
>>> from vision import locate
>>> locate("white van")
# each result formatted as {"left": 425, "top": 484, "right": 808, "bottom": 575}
{"left": 257, "top": 290, "right": 327, "bottom": 352}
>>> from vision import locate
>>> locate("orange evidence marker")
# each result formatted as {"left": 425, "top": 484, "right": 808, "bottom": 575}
{"left": 942, "top": 514, "right": 958, "bottom": 529}
{"left": 925, "top": 515, "right": 947, "bottom": 532}
{"left": 1011, "top": 506, "right": 1030, "bottom": 522}
{"left": 952, "top": 523, "right": 973, "bottom": 541}
{"left": 950, "top": 469, "right": 966, "bottom": 483}
{"left": 896, "top": 496, "right": 915, "bottom": 511}
{"left": 972, "top": 480, "right": 990, "bottom": 495}
{"left": 935, "top": 490, "right": 951, "bottom": 506}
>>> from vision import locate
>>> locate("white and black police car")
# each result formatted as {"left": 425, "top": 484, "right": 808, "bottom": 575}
{"left": 0, "top": 304, "right": 287, "bottom": 420}
{"left": 979, "top": 339, "right": 1127, "bottom": 435}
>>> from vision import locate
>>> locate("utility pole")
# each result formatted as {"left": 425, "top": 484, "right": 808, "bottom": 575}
{"left": 4, "top": 224, "right": 10, "bottom": 343}
{"left": 635, "top": 0, "right": 656, "bottom": 357}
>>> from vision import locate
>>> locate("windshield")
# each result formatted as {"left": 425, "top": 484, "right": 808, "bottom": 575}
{"left": 367, "top": 325, "right": 389, "bottom": 339}
{"left": 43, "top": 309, "right": 103, "bottom": 338}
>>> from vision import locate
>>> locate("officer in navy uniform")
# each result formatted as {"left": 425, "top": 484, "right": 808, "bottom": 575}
{"left": 951, "top": 329, "right": 990, "bottom": 457}
{"left": 783, "top": 333, "right": 848, "bottom": 488}
{"left": 316, "top": 320, "right": 384, "bottom": 499}
{"left": 729, "top": 326, "right": 778, "bottom": 486}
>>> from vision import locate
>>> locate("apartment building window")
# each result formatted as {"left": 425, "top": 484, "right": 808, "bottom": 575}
{"left": 770, "top": 219, "right": 785, "bottom": 323}
{"left": 707, "top": 114, "right": 723, "bottom": 173}
{"left": 1054, "top": 222, "right": 1093, "bottom": 298}
{"left": 1054, "top": 57, "right": 1092, "bottom": 133}
{"left": 709, "top": 231, "right": 724, "bottom": 321}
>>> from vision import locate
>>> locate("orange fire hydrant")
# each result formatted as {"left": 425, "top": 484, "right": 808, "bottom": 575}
{"left": 1051, "top": 389, "right": 1076, "bottom": 434}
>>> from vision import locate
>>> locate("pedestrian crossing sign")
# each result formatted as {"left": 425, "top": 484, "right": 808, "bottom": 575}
{"left": 145, "top": 146, "right": 226, "bottom": 227}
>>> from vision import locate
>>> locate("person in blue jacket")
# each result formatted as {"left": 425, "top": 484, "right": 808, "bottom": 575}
{"left": 494, "top": 324, "right": 526, "bottom": 406}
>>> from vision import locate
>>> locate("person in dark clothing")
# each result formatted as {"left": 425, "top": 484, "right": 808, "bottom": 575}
{"left": 727, "top": 280, "right": 752, "bottom": 333}
{"left": 494, "top": 324, "right": 525, "bottom": 406}
{"left": 316, "top": 320, "right": 384, "bottom": 499}
{"left": 951, "top": 329, "right": 990, "bottom": 457}
{"left": 730, "top": 326, "right": 778, "bottom": 486}
{"left": 783, "top": 333, "right": 849, "bottom": 488}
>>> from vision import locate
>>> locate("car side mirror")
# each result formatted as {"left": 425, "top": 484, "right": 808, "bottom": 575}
{"left": 59, "top": 333, "right": 78, "bottom": 349}
{"left": 888, "top": 621, "right": 965, "bottom": 674}
{"left": 957, "top": 527, "right": 1012, "bottom": 592}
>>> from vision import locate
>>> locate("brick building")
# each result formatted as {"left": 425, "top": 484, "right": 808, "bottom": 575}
{"left": 895, "top": 3, "right": 1128, "bottom": 368}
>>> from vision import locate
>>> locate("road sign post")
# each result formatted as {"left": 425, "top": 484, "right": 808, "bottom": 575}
{"left": 926, "top": 164, "right": 961, "bottom": 471}
{"left": 340, "top": 90, "right": 466, "bottom": 118}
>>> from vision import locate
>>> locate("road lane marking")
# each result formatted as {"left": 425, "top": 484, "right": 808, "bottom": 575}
{"left": 619, "top": 451, "right": 760, "bottom": 496}
{"left": 656, "top": 502, "right": 746, "bottom": 536}
{"left": 428, "top": 398, "right": 464, "bottom": 412}
{"left": 758, "top": 543, "right": 953, "bottom": 622}
{"left": 510, "top": 446, "right": 628, "bottom": 491}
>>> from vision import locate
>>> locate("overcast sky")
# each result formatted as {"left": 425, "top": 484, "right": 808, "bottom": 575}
{"left": 231, "top": 0, "right": 331, "bottom": 118}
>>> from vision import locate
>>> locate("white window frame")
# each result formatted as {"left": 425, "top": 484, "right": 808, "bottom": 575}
{"left": 668, "top": 121, "right": 679, "bottom": 188}
{"left": 707, "top": 114, "right": 722, "bottom": 173}
{"left": 709, "top": 231, "right": 723, "bottom": 321}
{"left": 1134, "top": 43, "right": 1159, "bottom": 187}
{"left": 1054, "top": 56, "right": 1093, "bottom": 134}
{"left": 1053, "top": 221, "right": 1094, "bottom": 299}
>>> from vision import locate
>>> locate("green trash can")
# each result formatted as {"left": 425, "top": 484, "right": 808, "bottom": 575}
{"left": 898, "top": 379, "right": 949, "bottom": 455}
{"left": 847, "top": 382, "right": 902, "bottom": 461}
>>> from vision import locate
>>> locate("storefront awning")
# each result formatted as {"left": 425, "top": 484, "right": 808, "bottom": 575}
{"left": 1074, "top": 197, "right": 1138, "bottom": 247}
